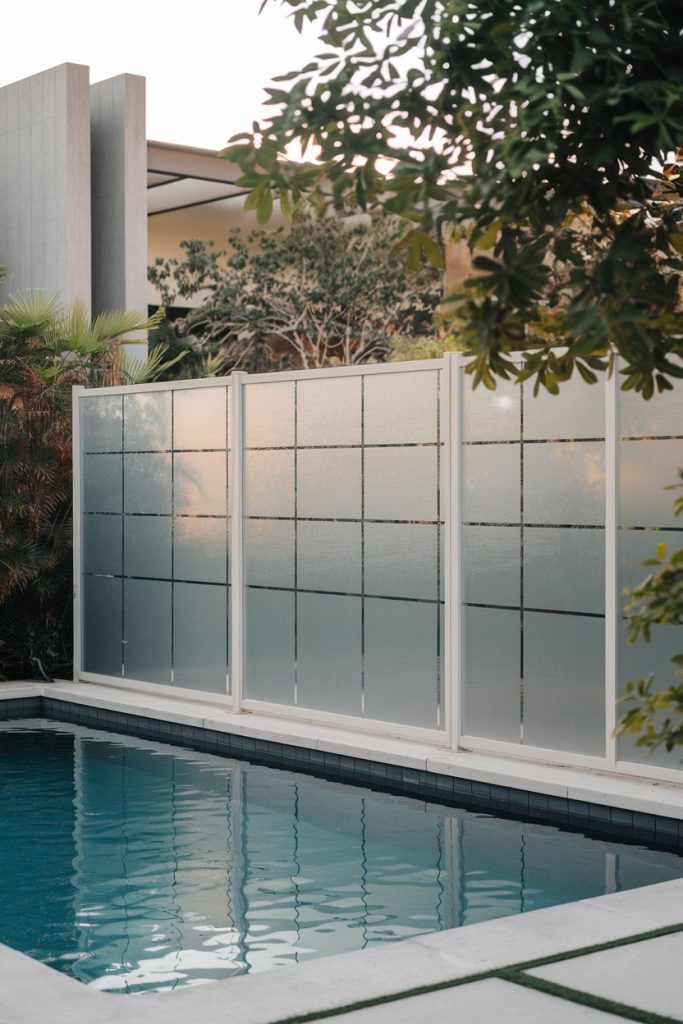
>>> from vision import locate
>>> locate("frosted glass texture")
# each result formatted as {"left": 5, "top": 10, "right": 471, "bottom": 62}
{"left": 173, "top": 386, "right": 227, "bottom": 450}
{"left": 124, "top": 516, "right": 172, "bottom": 579}
{"left": 365, "top": 447, "right": 438, "bottom": 521}
{"left": 364, "top": 371, "right": 439, "bottom": 444}
{"left": 296, "top": 522, "right": 361, "bottom": 594}
{"left": 245, "top": 589, "right": 295, "bottom": 705}
{"left": 462, "top": 445, "right": 520, "bottom": 524}
{"left": 620, "top": 375, "right": 683, "bottom": 437}
{"left": 524, "top": 375, "right": 605, "bottom": 441}
{"left": 82, "top": 395, "right": 122, "bottom": 452}
{"left": 244, "top": 451, "right": 294, "bottom": 518}
{"left": 296, "top": 594, "right": 362, "bottom": 715}
{"left": 83, "top": 515, "right": 122, "bottom": 576}
{"left": 123, "top": 580, "right": 172, "bottom": 684}
{"left": 173, "top": 583, "right": 227, "bottom": 694}
{"left": 462, "top": 526, "right": 519, "bottom": 607}
{"left": 245, "top": 519, "right": 294, "bottom": 589}
{"left": 124, "top": 454, "right": 172, "bottom": 515}
{"left": 364, "top": 523, "right": 438, "bottom": 600}
{"left": 462, "top": 607, "right": 521, "bottom": 742}
{"left": 124, "top": 392, "right": 171, "bottom": 451}
{"left": 462, "top": 376, "right": 519, "bottom": 442}
{"left": 524, "top": 443, "right": 604, "bottom": 525}
{"left": 523, "top": 612, "right": 605, "bottom": 756}
{"left": 174, "top": 451, "right": 227, "bottom": 517}
{"left": 82, "top": 576, "right": 122, "bottom": 677}
{"left": 524, "top": 527, "right": 604, "bottom": 615}
{"left": 83, "top": 455, "right": 122, "bottom": 514}
{"left": 174, "top": 517, "right": 227, "bottom": 584}
{"left": 297, "top": 449, "right": 362, "bottom": 519}
{"left": 364, "top": 599, "right": 438, "bottom": 728}
{"left": 297, "top": 376, "right": 361, "bottom": 446}
{"left": 619, "top": 440, "right": 683, "bottom": 528}
{"left": 244, "top": 381, "right": 294, "bottom": 447}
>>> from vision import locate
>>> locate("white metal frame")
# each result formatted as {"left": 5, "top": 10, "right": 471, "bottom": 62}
{"left": 72, "top": 357, "right": 683, "bottom": 781}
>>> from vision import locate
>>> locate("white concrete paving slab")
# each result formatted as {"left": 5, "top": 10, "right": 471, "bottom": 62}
{"left": 528, "top": 931, "right": 683, "bottom": 1021}
{"left": 328, "top": 979, "right": 622, "bottom": 1024}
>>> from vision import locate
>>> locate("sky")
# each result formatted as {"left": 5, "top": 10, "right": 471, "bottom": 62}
{"left": 1, "top": 0, "right": 323, "bottom": 150}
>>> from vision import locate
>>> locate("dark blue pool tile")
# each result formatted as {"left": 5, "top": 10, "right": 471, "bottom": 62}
{"left": 370, "top": 762, "right": 388, "bottom": 784}
{"left": 452, "top": 777, "right": 473, "bottom": 801}
{"left": 436, "top": 772, "right": 454, "bottom": 793}
{"left": 633, "top": 811, "right": 656, "bottom": 835}
{"left": 654, "top": 815, "right": 678, "bottom": 841}
{"left": 401, "top": 767, "right": 420, "bottom": 791}
{"left": 323, "top": 752, "right": 341, "bottom": 776}
{"left": 508, "top": 789, "right": 530, "bottom": 815}
{"left": 309, "top": 749, "right": 325, "bottom": 770}
{"left": 609, "top": 807, "right": 633, "bottom": 835}
{"left": 472, "top": 781, "right": 491, "bottom": 805}
{"left": 528, "top": 792, "right": 549, "bottom": 818}
{"left": 547, "top": 796, "right": 568, "bottom": 821}
{"left": 567, "top": 799, "right": 590, "bottom": 824}
{"left": 418, "top": 771, "right": 438, "bottom": 797}
{"left": 338, "top": 755, "right": 355, "bottom": 777}
{"left": 353, "top": 759, "right": 372, "bottom": 782}
{"left": 490, "top": 785, "right": 510, "bottom": 810}
{"left": 588, "top": 803, "right": 611, "bottom": 830}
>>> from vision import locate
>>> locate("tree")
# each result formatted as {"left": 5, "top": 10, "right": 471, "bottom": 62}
{"left": 224, "top": 0, "right": 683, "bottom": 753}
{"left": 148, "top": 209, "right": 442, "bottom": 371}
{"left": 0, "top": 293, "right": 177, "bottom": 680}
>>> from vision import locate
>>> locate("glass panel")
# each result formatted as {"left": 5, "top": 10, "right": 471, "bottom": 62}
{"left": 244, "top": 450, "right": 294, "bottom": 518}
{"left": 244, "top": 381, "right": 295, "bottom": 447}
{"left": 619, "top": 439, "right": 683, "bottom": 528}
{"left": 524, "top": 527, "right": 604, "bottom": 615}
{"left": 524, "top": 375, "right": 605, "bottom": 441}
{"left": 173, "top": 583, "right": 227, "bottom": 694}
{"left": 297, "top": 449, "right": 362, "bottom": 519}
{"left": 82, "top": 575, "right": 122, "bottom": 676}
{"left": 462, "top": 375, "right": 520, "bottom": 442}
{"left": 124, "top": 391, "right": 171, "bottom": 451}
{"left": 174, "top": 516, "right": 227, "bottom": 584}
{"left": 364, "top": 598, "right": 438, "bottom": 728}
{"left": 462, "top": 445, "right": 519, "bottom": 524}
{"left": 523, "top": 611, "right": 605, "bottom": 756}
{"left": 525, "top": 442, "right": 604, "bottom": 525}
{"left": 83, "top": 514, "right": 122, "bottom": 576}
{"left": 364, "top": 523, "right": 438, "bottom": 601}
{"left": 462, "top": 526, "right": 520, "bottom": 607}
{"left": 123, "top": 579, "right": 172, "bottom": 684}
{"left": 297, "top": 521, "right": 361, "bottom": 594}
{"left": 365, "top": 447, "right": 438, "bottom": 522}
{"left": 83, "top": 454, "right": 122, "bottom": 513}
{"left": 618, "top": 528, "right": 676, "bottom": 594}
{"left": 244, "top": 519, "right": 294, "bottom": 589}
{"left": 174, "top": 451, "right": 227, "bottom": 517}
{"left": 364, "top": 371, "right": 438, "bottom": 444}
{"left": 124, "top": 516, "right": 172, "bottom": 579}
{"left": 617, "top": 619, "right": 681, "bottom": 768}
{"left": 124, "top": 453, "right": 172, "bottom": 515}
{"left": 173, "top": 387, "right": 227, "bottom": 450}
{"left": 296, "top": 593, "right": 362, "bottom": 715}
{"left": 297, "top": 376, "right": 361, "bottom": 446}
{"left": 81, "top": 395, "right": 122, "bottom": 452}
{"left": 462, "top": 607, "right": 521, "bottom": 742}
{"left": 245, "top": 589, "right": 295, "bottom": 704}
{"left": 619, "top": 377, "right": 683, "bottom": 438}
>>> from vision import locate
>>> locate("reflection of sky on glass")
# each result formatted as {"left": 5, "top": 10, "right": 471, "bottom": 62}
{"left": 2, "top": 723, "right": 682, "bottom": 995}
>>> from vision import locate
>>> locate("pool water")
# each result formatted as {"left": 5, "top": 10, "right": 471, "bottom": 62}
{"left": 1, "top": 722, "right": 681, "bottom": 994}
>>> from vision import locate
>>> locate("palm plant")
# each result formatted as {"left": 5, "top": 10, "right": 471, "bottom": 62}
{"left": 0, "top": 292, "right": 181, "bottom": 680}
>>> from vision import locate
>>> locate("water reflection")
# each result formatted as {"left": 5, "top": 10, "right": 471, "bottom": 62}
{"left": 1, "top": 722, "right": 681, "bottom": 995}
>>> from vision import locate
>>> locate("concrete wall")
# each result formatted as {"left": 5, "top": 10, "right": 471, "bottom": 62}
{"left": 90, "top": 75, "right": 147, "bottom": 322}
{"left": 0, "top": 63, "right": 91, "bottom": 307}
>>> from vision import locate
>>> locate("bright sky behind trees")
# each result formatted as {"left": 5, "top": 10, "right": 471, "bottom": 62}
{"left": 1, "top": 0, "right": 321, "bottom": 150}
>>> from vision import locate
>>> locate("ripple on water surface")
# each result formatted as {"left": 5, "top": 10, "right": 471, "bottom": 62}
{"left": 1, "top": 721, "right": 681, "bottom": 993}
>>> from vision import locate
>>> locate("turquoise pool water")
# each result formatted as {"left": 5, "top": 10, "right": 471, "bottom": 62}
{"left": 1, "top": 721, "right": 681, "bottom": 994}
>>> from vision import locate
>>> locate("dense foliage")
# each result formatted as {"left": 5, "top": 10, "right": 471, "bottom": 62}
{"left": 0, "top": 294, "right": 174, "bottom": 680}
{"left": 148, "top": 211, "right": 442, "bottom": 372}
{"left": 226, "top": 0, "right": 683, "bottom": 394}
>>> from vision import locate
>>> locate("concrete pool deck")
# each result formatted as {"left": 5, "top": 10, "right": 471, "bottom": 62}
{"left": 2, "top": 679, "right": 683, "bottom": 1022}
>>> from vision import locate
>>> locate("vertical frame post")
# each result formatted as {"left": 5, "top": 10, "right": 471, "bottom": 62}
{"left": 229, "top": 371, "right": 247, "bottom": 712}
{"left": 72, "top": 385, "right": 85, "bottom": 683}
{"left": 444, "top": 352, "right": 462, "bottom": 750}
{"left": 605, "top": 359, "right": 619, "bottom": 767}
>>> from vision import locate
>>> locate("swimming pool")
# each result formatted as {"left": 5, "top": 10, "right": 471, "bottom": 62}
{"left": 1, "top": 720, "right": 681, "bottom": 995}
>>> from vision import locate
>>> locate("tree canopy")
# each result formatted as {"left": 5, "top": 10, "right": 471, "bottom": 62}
{"left": 225, "top": 0, "right": 683, "bottom": 395}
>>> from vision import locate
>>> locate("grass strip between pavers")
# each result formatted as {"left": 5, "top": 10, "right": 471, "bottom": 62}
{"left": 271, "top": 920, "right": 683, "bottom": 1024}
{"left": 505, "top": 971, "right": 680, "bottom": 1024}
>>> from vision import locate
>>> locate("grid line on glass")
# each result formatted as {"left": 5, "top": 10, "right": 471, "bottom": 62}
{"left": 361, "top": 374, "right": 366, "bottom": 716}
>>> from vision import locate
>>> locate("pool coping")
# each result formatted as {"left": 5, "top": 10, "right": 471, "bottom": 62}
{"left": 2, "top": 680, "right": 683, "bottom": 1024}
{"left": 2, "top": 680, "right": 683, "bottom": 847}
